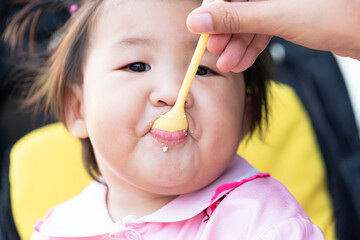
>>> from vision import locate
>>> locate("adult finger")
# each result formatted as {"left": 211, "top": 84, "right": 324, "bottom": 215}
{"left": 232, "top": 34, "right": 271, "bottom": 72}
{"left": 207, "top": 34, "right": 232, "bottom": 55}
{"left": 187, "top": 1, "right": 282, "bottom": 35}
{"left": 216, "top": 34, "right": 254, "bottom": 72}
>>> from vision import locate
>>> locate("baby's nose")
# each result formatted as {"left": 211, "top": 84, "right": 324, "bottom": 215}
{"left": 149, "top": 71, "right": 193, "bottom": 108}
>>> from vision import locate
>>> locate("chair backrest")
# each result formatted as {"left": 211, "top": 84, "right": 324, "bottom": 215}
{"left": 9, "top": 122, "right": 91, "bottom": 240}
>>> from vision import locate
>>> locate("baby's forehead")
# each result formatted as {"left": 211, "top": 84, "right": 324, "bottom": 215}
{"left": 89, "top": 0, "right": 201, "bottom": 41}
{"left": 100, "top": 0, "right": 202, "bottom": 9}
{"left": 98, "top": 0, "right": 202, "bottom": 16}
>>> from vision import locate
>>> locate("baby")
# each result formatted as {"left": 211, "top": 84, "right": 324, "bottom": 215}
{"left": 6, "top": 0, "right": 325, "bottom": 239}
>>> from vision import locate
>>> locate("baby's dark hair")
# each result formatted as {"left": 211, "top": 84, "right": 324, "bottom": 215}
{"left": 3, "top": 0, "right": 273, "bottom": 180}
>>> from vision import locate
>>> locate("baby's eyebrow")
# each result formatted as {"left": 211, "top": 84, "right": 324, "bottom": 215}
{"left": 112, "top": 37, "right": 161, "bottom": 49}
{"left": 112, "top": 36, "right": 199, "bottom": 50}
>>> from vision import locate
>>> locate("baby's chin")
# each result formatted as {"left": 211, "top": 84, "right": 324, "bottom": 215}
{"left": 137, "top": 179, "right": 208, "bottom": 197}
{"left": 142, "top": 160, "right": 199, "bottom": 189}
{"left": 137, "top": 164, "right": 221, "bottom": 197}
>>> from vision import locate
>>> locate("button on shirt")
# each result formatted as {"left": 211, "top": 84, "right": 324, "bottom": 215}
{"left": 31, "top": 155, "right": 324, "bottom": 240}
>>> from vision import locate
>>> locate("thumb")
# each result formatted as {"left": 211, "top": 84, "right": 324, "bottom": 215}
{"left": 187, "top": 1, "right": 282, "bottom": 35}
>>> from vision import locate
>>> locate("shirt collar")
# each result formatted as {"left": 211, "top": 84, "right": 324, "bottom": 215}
{"left": 37, "top": 155, "right": 259, "bottom": 237}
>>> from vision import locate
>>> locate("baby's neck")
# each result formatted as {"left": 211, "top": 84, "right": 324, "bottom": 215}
{"left": 106, "top": 187, "right": 177, "bottom": 222}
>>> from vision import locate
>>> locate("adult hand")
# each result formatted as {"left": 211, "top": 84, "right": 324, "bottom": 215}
{"left": 187, "top": 0, "right": 360, "bottom": 72}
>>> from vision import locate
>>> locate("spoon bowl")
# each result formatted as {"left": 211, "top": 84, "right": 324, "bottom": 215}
{"left": 151, "top": 102, "right": 187, "bottom": 132}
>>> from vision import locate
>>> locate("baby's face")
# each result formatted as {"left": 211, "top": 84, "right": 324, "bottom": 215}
{"left": 71, "top": 0, "right": 249, "bottom": 196}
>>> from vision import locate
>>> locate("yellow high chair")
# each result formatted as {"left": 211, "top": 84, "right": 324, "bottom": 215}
{"left": 9, "top": 123, "right": 92, "bottom": 239}
{"left": 9, "top": 82, "right": 335, "bottom": 239}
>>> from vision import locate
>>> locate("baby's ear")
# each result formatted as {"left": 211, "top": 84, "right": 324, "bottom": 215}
{"left": 64, "top": 84, "right": 88, "bottom": 138}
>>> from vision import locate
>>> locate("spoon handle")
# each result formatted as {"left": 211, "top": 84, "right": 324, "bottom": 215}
{"left": 175, "top": 0, "right": 224, "bottom": 108}
{"left": 175, "top": 33, "right": 209, "bottom": 108}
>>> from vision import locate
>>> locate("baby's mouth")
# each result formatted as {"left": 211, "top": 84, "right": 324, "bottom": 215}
{"left": 150, "top": 129, "right": 188, "bottom": 145}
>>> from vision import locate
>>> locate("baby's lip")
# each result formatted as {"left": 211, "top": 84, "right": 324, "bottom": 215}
{"left": 150, "top": 129, "right": 188, "bottom": 144}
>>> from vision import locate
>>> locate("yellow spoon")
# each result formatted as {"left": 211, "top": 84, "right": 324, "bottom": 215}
{"left": 152, "top": 0, "right": 222, "bottom": 132}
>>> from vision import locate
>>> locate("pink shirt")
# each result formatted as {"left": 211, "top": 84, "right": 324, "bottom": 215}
{"left": 31, "top": 155, "right": 324, "bottom": 240}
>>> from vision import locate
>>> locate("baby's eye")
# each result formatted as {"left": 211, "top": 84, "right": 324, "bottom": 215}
{"left": 196, "top": 66, "right": 215, "bottom": 76}
{"left": 125, "top": 62, "right": 151, "bottom": 72}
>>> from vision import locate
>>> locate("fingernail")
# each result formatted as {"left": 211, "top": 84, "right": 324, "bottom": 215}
{"left": 188, "top": 13, "right": 213, "bottom": 33}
